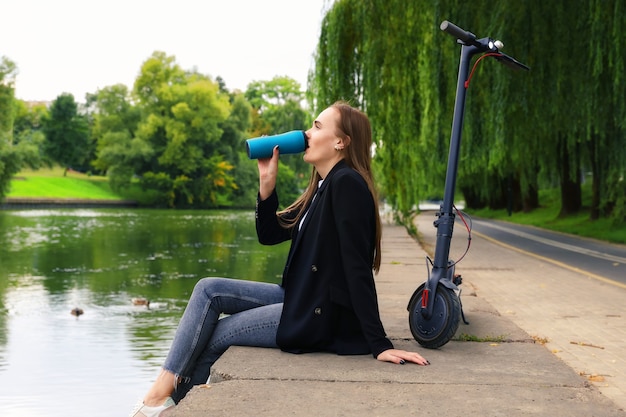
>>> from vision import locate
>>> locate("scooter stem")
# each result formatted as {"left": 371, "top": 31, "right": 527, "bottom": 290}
{"left": 422, "top": 43, "right": 482, "bottom": 319}
{"left": 433, "top": 43, "right": 480, "bottom": 269}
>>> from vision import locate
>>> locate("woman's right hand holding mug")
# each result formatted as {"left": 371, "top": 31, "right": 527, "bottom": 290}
{"left": 258, "top": 145, "right": 280, "bottom": 200}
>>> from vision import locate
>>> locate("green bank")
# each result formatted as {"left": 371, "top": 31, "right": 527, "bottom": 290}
{"left": 6, "top": 167, "right": 154, "bottom": 204}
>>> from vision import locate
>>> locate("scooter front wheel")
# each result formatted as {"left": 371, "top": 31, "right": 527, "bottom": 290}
{"left": 408, "top": 283, "right": 461, "bottom": 349}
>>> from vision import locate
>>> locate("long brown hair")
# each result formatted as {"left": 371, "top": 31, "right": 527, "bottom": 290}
{"left": 277, "top": 101, "right": 383, "bottom": 273}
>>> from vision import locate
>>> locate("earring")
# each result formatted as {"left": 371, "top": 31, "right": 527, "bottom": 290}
{"left": 334, "top": 144, "right": 343, "bottom": 151}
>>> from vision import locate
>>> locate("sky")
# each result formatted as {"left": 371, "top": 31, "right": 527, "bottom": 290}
{"left": 1, "top": 0, "right": 331, "bottom": 102}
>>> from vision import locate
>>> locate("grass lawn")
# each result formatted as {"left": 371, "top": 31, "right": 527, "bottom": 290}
{"left": 8, "top": 167, "right": 130, "bottom": 200}
{"left": 467, "top": 186, "right": 626, "bottom": 244}
{"left": 7, "top": 167, "right": 159, "bottom": 205}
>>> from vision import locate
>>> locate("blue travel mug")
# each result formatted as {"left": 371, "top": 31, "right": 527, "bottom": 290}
{"left": 245, "top": 130, "right": 306, "bottom": 159}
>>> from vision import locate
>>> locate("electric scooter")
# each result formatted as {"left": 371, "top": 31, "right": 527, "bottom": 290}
{"left": 407, "top": 21, "right": 529, "bottom": 348}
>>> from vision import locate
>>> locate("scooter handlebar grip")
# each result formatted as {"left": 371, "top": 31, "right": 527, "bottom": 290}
{"left": 440, "top": 20, "right": 475, "bottom": 43}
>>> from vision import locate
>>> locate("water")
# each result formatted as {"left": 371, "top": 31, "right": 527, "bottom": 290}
{"left": 0, "top": 208, "right": 289, "bottom": 417}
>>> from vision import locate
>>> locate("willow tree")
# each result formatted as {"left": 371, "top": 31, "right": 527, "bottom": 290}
{"left": 457, "top": 0, "right": 626, "bottom": 221}
{"left": 311, "top": 0, "right": 365, "bottom": 108}
{"left": 528, "top": 0, "right": 589, "bottom": 216}
{"left": 584, "top": 0, "right": 626, "bottom": 221}
{"left": 312, "top": 0, "right": 526, "bottom": 219}
{"left": 449, "top": 2, "right": 537, "bottom": 212}
{"left": 311, "top": 0, "right": 626, "bottom": 224}
{"left": 311, "top": 0, "right": 459, "bottom": 222}
{"left": 489, "top": 0, "right": 626, "bottom": 221}
{"left": 360, "top": 0, "right": 431, "bottom": 219}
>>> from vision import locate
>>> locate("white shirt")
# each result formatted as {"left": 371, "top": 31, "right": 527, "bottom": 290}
{"left": 298, "top": 179, "right": 324, "bottom": 231}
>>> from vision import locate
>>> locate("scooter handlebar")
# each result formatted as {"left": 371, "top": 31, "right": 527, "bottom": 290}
{"left": 440, "top": 20, "right": 530, "bottom": 71}
{"left": 440, "top": 20, "right": 476, "bottom": 44}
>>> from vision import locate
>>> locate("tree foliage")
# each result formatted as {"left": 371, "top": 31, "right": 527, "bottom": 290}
{"left": 42, "top": 93, "right": 91, "bottom": 173}
{"left": 310, "top": 0, "right": 626, "bottom": 223}
{"left": 0, "top": 56, "right": 44, "bottom": 198}
{"left": 46, "top": 53, "right": 310, "bottom": 209}
{"left": 0, "top": 56, "right": 18, "bottom": 143}
{"left": 245, "top": 76, "right": 311, "bottom": 199}
{"left": 127, "top": 52, "right": 235, "bottom": 207}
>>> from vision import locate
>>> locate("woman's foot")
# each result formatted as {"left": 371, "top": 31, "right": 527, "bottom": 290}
{"left": 130, "top": 397, "right": 175, "bottom": 417}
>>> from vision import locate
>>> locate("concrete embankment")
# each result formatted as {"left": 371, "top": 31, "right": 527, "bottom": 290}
{"left": 169, "top": 220, "right": 624, "bottom": 417}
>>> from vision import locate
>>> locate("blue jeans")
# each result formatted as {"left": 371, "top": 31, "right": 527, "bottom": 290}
{"left": 163, "top": 277, "right": 284, "bottom": 403}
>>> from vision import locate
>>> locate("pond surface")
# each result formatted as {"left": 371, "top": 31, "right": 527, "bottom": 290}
{"left": 0, "top": 208, "right": 289, "bottom": 417}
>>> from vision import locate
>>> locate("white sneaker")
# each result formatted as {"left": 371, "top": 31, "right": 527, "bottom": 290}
{"left": 129, "top": 397, "right": 175, "bottom": 417}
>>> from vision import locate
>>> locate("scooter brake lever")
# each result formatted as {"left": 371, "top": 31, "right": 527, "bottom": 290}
{"left": 494, "top": 53, "right": 530, "bottom": 71}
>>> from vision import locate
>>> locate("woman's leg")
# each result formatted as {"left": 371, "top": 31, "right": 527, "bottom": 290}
{"left": 171, "top": 302, "right": 283, "bottom": 402}
{"left": 141, "top": 277, "right": 284, "bottom": 406}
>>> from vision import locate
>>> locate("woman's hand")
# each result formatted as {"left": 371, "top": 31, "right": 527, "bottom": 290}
{"left": 377, "top": 349, "right": 430, "bottom": 366}
{"left": 257, "top": 146, "right": 280, "bottom": 200}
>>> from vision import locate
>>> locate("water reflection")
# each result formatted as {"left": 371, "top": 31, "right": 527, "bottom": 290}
{"left": 0, "top": 208, "right": 288, "bottom": 417}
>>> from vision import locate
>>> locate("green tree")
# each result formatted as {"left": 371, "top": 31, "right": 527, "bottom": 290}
{"left": 216, "top": 92, "right": 251, "bottom": 163}
{"left": 245, "top": 76, "right": 311, "bottom": 194}
{"left": 89, "top": 84, "right": 143, "bottom": 186}
{"left": 311, "top": 0, "right": 626, "bottom": 225}
{"left": 0, "top": 56, "right": 19, "bottom": 198}
{"left": 42, "top": 93, "right": 91, "bottom": 173}
{"left": 131, "top": 51, "right": 235, "bottom": 208}
{"left": 220, "top": 93, "right": 258, "bottom": 208}
{"left": 584, "top": 0, "right": 626, "bottom": 221}
{"left": 0, "top": 57, "right": 18, "bottom": 143}
{"left": 12, "top": 99, "right": 48, "bottom": 169}
{"left": 0, "top": 57, "right": 43, "bottom": 198}
{"left": 13, "top": 100, "right": 48, "bottom": 141}
{"left": 457, "top": 0, "right": 625, "bottom": 221}
{"left": 311, "top": 0, "right": 449, "bottom": 223}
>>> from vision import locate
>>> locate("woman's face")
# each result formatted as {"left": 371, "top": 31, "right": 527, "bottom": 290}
{"left": 303, "top": 107, "right": 345, "bottom": 175}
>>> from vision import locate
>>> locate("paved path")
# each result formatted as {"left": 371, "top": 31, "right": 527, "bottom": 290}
{"left": 470, "top": 217, "right": 626, "bottom": 287}
{"left": 415, "top": 212, "right": 626, "bottom": 410}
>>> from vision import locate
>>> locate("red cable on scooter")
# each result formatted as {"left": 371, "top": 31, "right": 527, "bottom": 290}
{"left": 465, "top": 53, "right": 504, "bottom": 88}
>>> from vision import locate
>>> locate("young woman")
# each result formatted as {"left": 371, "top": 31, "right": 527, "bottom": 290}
{"left": 131, "top": 101, "right": 429, "bottom": 417}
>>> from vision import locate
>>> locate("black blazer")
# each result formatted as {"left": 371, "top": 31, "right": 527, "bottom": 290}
{"left": 256, "top": 160, "right": 394, "bottom": 358}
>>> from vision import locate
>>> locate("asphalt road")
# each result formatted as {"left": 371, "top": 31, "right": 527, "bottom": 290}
{"left": 467, "top": 217, "right": 626, "bottom": 288}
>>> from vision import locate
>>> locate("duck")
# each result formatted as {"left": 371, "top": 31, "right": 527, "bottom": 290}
{"left": 70, "top": 307, "right": 84, "bottom": 317}
{"left": 131, "top": 297, "right": 150, "bottom": 308}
